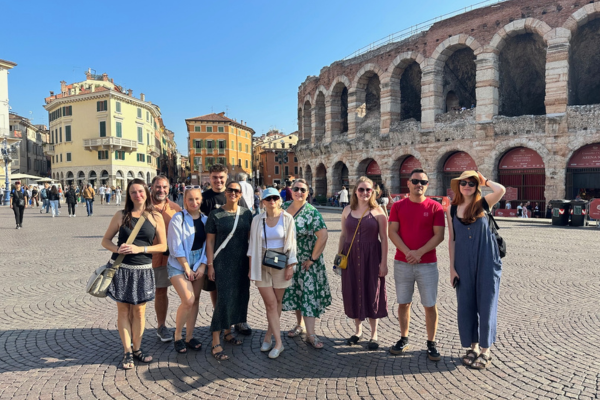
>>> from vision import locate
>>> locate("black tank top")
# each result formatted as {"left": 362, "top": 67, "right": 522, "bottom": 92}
{"left": 110, "top": 216, "right": 156, "bottom": 265}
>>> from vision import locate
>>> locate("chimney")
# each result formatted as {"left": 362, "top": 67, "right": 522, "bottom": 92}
{"left": 241, "top": 120, "right": 243, "bottom": 125}
{"left": 218, "top": 112, "right": 225, "bottom": 116}
{"left": 85, "top": 69, "right": 92, "bottom": 80}
{"left": 140, "top": 93, "right": 145, "bottom": 101}
{"left": 102, "top": 73, "right": 108, "bottom": 81}
{"left": 127, "top": 89, "right": 133, "bottom": 96}
{"left": 60, "top": 81, "right": 67, "bottom": 93}
{"left": 49, "top": 91, "right": 54, "bottom": 96}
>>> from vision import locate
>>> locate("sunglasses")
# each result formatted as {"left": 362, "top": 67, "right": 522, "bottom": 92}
{"left": 264, "top": 196, "right": 279, "bottom": 202}
{"left": 357, "top": 187, "right": 373, "bottom": 193}
{"left": 410, "top": 179, "right": 429, "bottom": 185}
{"left": 225, "top": 188, "right": 241, "bottom": 194}
{"left": 292, "top": 187, "right": 307, "bottom": 193}
{"left": 459, "top": 180, "right": 477, "bottom": 187}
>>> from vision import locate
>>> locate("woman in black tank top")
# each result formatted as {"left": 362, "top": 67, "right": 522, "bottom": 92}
{"left": 101, "top": 179, "right": 167, "bottom": 370}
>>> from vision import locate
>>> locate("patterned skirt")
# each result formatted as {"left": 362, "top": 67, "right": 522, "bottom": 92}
{"left": 107, "top": 263, "right": 155, "bottom": 305}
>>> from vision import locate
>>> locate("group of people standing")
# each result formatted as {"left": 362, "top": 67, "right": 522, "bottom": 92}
{"left": 99, "top": 162, "right": 505, "bottom": 372}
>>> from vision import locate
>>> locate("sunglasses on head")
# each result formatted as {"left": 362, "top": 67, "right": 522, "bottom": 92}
{"left": 357, "top": 187, "right": 373, "bottom": 193}
{"left": 292, "top": 187, "right": 307, "bottom": 193}
{"left": 459, "top": 180, "right": 477, "bottom": 187}
{"left": 225, "top": 188, "right": 241, "bottom": 194}
{"left": 264, "top": 196, "right": 279, "bottom": 202}
{"left": 410, "top": 179, "right": 429, "bottom": 185}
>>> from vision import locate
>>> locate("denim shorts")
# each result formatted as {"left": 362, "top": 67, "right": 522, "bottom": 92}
{"left": 394, "top": 260, "right": 439, "bottom": 307}
{"left": 167, "top": 248, "right": 203, "bottom": 279}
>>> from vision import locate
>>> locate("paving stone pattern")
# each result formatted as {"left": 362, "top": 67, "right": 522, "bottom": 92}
{"left": 0, "top": 204, "right": 599, "bottom": 399}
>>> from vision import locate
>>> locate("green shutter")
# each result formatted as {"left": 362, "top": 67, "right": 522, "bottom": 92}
{"left": 97, "top": 101, "right": 100, "bottom": 112}
{"left": 138, "top": 127, "right": 143, "bottom": 143}
{"left": 65, "top": 125, "right": 71, "bottom": 142}
{"left": 100, "top": 121, "right": 106, "bottom": 137}
{"left": 116, "top": 122, "right": 122, "bottom": 138}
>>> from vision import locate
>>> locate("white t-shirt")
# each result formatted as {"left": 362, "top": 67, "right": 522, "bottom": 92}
{"left": 339, "top": 189, "right": 349, "bottom": 203}
{"left": 262, "top": 214, "right": 285, "bottom": 249}
{"left": 98, "top": 186, "right": 106, "bottom": 195}
{"left": 106, "top": 187, "right": 111, "bottom": 194}
{"left": 240, "top": 181, "right": 254, "bottom": 211}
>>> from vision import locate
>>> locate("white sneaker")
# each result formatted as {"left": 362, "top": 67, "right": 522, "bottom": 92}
{"left": 260, "top": 341, "right": 274, "bottom": 352}
{"left": 268, "top": 345, "right": 284, "bottom": 359}
{"left": 69, "top": 215, "right": 72, "bottom": 218}
{"left": 73, "top": 215, "right": 76, "bottom": 218}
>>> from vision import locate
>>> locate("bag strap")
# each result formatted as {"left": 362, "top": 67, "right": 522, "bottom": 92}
{"left": 292, "top": 203, "right": 306, "bottom": 219}
{"left": 113, "top": 213, "right": 147, "bottom": 269}
{"left": 343, "top": 208, "right": 369, "bottom": 257}
{"left": 451, "top": 205, "right": 457, "bottom": 242}
{"left": 213, "top": 206, "right": 240, "bottom": 259}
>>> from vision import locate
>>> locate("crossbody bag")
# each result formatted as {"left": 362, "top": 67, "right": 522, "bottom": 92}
{"left": 262, "top": 215, "right": 288, "bottom": 270}
{"left": 334, "top": 208, "right": 368, "bottom": 270}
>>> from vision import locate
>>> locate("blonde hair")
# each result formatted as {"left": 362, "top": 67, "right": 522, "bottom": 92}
{"left": 350, "top": 176, "right": 379, "bottom": 210}
{"left": 183, "top": 188, "right": 203, "bottom": 213}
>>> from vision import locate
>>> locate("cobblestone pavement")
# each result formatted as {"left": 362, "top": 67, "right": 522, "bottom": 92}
{"left": 1, "top": 203, "right": 599, "bottom": 399}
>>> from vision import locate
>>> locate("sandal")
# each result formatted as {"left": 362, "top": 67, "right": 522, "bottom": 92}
{"left": 224, "top": 332, "right": 243, "bottom": 346}
{"left": 185, "top": 338, "right": 202, "bottom": 351}
{"left": 132, "top": 349, "right": 152, "bottom": 363}
{"left": 287, "top": 325, "right": 304, "bottom": 338}
{"left": 367, "top": 339, "right": 379, "bottom": 350}
{"left": 212, "top": 344, "right": 229, "bottom": 361}
{"left": 173, "top": 339, "right": 187, "bottom": 354}
{"left": 306, "top": 334, "right": 324, "bottom": 349}
{"left": 462, "top": 349, "right": 480, "bottom": 367}
{"left": 470, "top": 353, "right": 492, "bottom": 369}
{"left": 346, "top": 334, "right": 362, "bottom": 346}
{"left": 121, "top": 352, "right": 134, "bottom": 370}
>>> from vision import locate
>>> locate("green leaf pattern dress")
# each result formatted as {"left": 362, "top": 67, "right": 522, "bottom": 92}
{"left": 281, "top": 201, "right": 332, "bottom": 318}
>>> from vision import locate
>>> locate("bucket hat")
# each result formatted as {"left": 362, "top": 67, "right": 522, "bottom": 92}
{"left": 261, "top": 187, "right": 281, "bottom": 200}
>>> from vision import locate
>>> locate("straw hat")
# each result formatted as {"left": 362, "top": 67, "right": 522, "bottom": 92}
{"left": 450, "top": 170, "right": 481, "bottom": 195}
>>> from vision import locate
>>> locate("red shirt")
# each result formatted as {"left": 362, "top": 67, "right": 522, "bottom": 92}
{"left": 388, "top": 197, "right": 445, "bottom": 263}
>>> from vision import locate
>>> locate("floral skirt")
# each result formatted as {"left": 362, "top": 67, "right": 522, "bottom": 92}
{"left": 107, "top": 263, "right": 155, "bottom": 305}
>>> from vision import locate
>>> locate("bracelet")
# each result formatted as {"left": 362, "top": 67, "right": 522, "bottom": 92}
{"left": 485, "top": 179, "right": 489, "bottom": 186}
{"left": 207, "top": 262, "right": 213, "bottom": 266}
{"left": 144, "top": 246, "right": 147, "bottom": 253}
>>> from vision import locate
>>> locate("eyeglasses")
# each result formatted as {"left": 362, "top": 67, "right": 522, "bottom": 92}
{"left": 357, "top": 187, "right": 373, "bottom": 193}
{"left": 264, "top": 196, "right": 279, "bottom": 202}
{"left": 292, "top": 187, "right": 307, "bottom": 193}
{"left": 225, "top": 188, "right": 241, "bottom": 194}
{"left": 410, "top": 179, "right": 429, "bottom": 186}
{"left": 459, "top": 180, "right": 477, "bottom": 187}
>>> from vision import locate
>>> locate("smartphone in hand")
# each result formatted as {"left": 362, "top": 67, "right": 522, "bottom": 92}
{"left": 452, "top": 276, "right": 459, "bottom": 288}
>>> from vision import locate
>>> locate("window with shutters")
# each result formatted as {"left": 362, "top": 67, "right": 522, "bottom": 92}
{"left": 115, "top": 102, "right": 121, "bottom": 113}
{"left": 294, "top": 156, "right": 298, "bottom": 162}
{"left": 195, "top": 126, "right": 201, "bottom": 132}
{"left": 65, "top": 125, "right": 71, "bottom": 141}
{"left": 59, "top": 127, "right": 62, "bottom": 143}
{"left": 137, "top": 127, "right": 143, "bottom": 143}
{"left": 115, "top": 151, "right": 125, "bottom": 160}
{"left": 218, "top": 157, "right": 226, "bottom": 165}
{"left": 275, "top": 165, "right": 279, "bottom": 175}
{"left": 194, "top": 156, "right": 202, "bottom": 170}
{"left": 60, "top": 154, "right": 63, "bottom": 163}
{"left": 207, "top": 126, "right": 213, "bottom": 133}
{"left": 99, "top": 121, "right": 106, "bottom": 137}
{"left": 218, "top": 140, "right": 225, "bottom": 149}
{"left": 245, "top": 159, "right": 249, "bottom": 168}
{"left": 218, "top": 126, "right": 224, "bottom": 132}
{"left": 206, "top": 157, "right": 215, "bottom": 168}
{"left": 97, "top": 100, "right": 108, "bottom": 112}
{"left": 147, "top": 155, "right": 152, "bottom": 164}
{"left": 285, "top": 166, "right": 289, "bottom": 176}
{"left": 238, "top": 158, "right": 241, "bottom": 167}
{"left": 137, "top": 108, "right": 142, "bottom": 119}
{"left": 294, "top": 166, "right": 298, "bottom": 174}
{"left": 146, "top": 111, "right": 149, "bottom": 122}
{"left": 137, "top": 153, "right": 146, "bottom": 162}
{"left": 232, "top": 157, "right": 235, "bottom": 166}
{"left": 98, "top": 151, "right": 109, "bottom": 160}
{"left": 238, "top": 143, "right": 242, "bottom": 151}
{"left": 231, "top": 140, "right": 234, "bottom": 149}
{"left": 62, "top": 106, "right": 72, "bottom": 116}
{"left": 245, "top": 144, "right": 249, "bottom": 153}
{"left": 207, "top": 140, "right": 214, "bottom": 149}
{"left": 116, "top": 122, "right": 122, "bottom": 138}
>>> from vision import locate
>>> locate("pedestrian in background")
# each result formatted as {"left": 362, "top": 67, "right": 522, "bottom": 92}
{"left": 106, "top": 186, "right": 112, "bottom": 204}
{"left": 31, "top": 186, "right": 39, "bottom": 208}
{"left": 340, "top": 177, "right": 388, "bottom": 351}
{"left": 40, "top": 182, "right": 50, "bottom": 214}
{"left": 447, "top": 170, "right": 505, "bottom": 369}
{"left": 83, "top": 183, "right": 95, "bottom": 216}
{"left": 10, "top": 181, "right": 28, "bottom": 229}
{"left": 253, "top": 188, "right": 261, "bottom": 216}
{"left": 248, "top": 187, "right": 297, "bottom": 359}
{"left": 238, "top": 172, "right": 254, "bottom": 213}
{"left": 101, "top": 179, "right": 167, "bottom": 369}
{"left": 339, "top": 186, "right": 349, "bottom": 209}
{"left": 282, "top": 179, "right": 330, "bottom": 349}
{"left": 115, "top": 186, "right": 122, "bottom": 206}
{"left": 65, "top": 185, "right": 77, "bottom": 217}
{"left": 49, "top": 185, "right": 60, "bottom": 218}
{"left": 516, "top": 203, "right": 523, "bottom": 217}
{"left": 98, "top": 185, "right": 105, "bottom": 205}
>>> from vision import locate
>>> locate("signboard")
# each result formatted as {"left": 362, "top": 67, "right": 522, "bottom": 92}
{"left": 503, "top": 187, "right": 518, "bottom": 201}
{"left": 495, "top": 209, "right": 517, "bottom": 217}
{"left": 444, "top": 152, "right": 477, "bottom": 172}
{"left": 499, "top": 148, "right": 545, "bottom": 169}
{"left": 366, "top": 160, "right": 381, "bottom": 175}
{"left": 400, "top": 156, "right": 422, "bottom": 174}
{"left": 568, "top": 144, "right": 600, "bottom": 168}
{"left": 589, "top": 199, "right": 600, "bottom": 219}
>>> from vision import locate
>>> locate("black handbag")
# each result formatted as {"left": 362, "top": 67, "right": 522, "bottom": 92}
{"left": 262, "top": 219, "right": 287, "bottom": 270}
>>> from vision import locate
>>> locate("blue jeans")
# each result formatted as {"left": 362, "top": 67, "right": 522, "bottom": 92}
{"left": 106, "top": 193, "right": 111, "bottom": 203}
{"left": 50, "top": 200, "right": 59, "bottom": 216}
{"left": 86, "top": 199, "right": 94, "bottom": 215}
{"left": 43, "top": 198, "right": 50, "bottom": 213}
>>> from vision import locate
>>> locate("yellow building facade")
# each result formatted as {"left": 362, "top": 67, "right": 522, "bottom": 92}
{"left": 185, "top": 112, "right": 254, "bottom": 184}
{"left": 44, "top": 71, "right": 164, "bottom": 189}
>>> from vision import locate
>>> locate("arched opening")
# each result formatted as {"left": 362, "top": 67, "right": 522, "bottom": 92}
{"left": 297, "top": 108, "right": 303, "bottom": 139}
{"left": 314, "top": 92, "right": 325, "bottom": 142}
{"left": 116, "top": 170, "right": 124, "bottom": 190}
{"left": 305, "top": 165, "right": 313, "bottom": 189}
{"left": 566, "top": 143, "right": 600, "bottom": 199}
{"left": 303, "top": 101, "right": 312, "bottom": 142}
{"left": 443, "top": 47, "right": 476, "bottom": 112}
{"left": 315, "top": 164, "right": 327, "bottom": 202}
{"left": 365, "top": 75, "right": 380, "bottom": 113}
{"left": 88, "top": 171, "right": 97, "bottom": 187}
{"left": 66, "top": 171, "right": 74, "bottom": 186}
{"left": 127, "top": 171, "right": 135, "bottom": 187}
{"left": 137, "top": 171, "right": 144, "bottom": 179}
{"left": 357, "top": 158, "right": 382, "bottom": 188}
{"left": 400, "top": 61, "right": 422, "bottom": 121}
{"left": 332, "top": 161, "right": 349, "bottom": 194}
{"left": 355, "top": 71, "right": 381, "bottom": 133}
{"left": 398, "top": 156, "right": 423, "bottom": 195}
{"left": 330, "top": 82, "right": 349, "bottom": 136}
{"left": 77, "top": 171, "right": 85, "bottom": 187}
{"left": 442, "top": 152, "right": 477, "bottom": 197}
{"left": 100, "top": 170, "right": 109, "bottom": 185}
{"left": 498, "top": 147, "right": 546, "bottom": 210}
{"left": 499, "top": 33, "right": 546, "bottom": 116}
{"left": 569, "top": 18, "right": 600, "bottom": 106}
{"left": 146, "top": 172, "right": 151, "bottom": 185}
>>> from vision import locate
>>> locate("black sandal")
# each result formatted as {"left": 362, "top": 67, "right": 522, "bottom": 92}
{"left": 462, "top": 349, "right": 479, "bottom": 366}
{"left": 132, "top": 349, "right": 152, "bottom": 363}
{"left": 470, "top": 353, "right": 492, "bottom": 369}
{"left": 347, "top": 335, "right": 362, "bottom": 346}
{"left": 224, "top": 332, "right": 243, "bottom": 346}
{"left": 367, "top": 339, "right": 379, "bottom": 350}
{"left": 212, "top": 344, "right": 229, "bottom": 361}
{"left": 174, "top": 339, "right": 187, "bottom": 353}
{"left": 122, "top": 352, "right": 134, "bottom": 370}
{"left": 185, "top": 338, "right": 202, "bottom": 351}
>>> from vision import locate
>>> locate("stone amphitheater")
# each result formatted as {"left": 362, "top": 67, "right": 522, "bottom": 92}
{"left": 295, "top": 0, "right": 600, "bottom": 207}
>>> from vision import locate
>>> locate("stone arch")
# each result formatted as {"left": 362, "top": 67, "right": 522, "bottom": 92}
{"left": 303, "top": 99, "right": 312, "bottom": 143}
{"left": 77, "top": 171, "right": 85, "bottom": 183}
{"left": 304, "top": 164, "right": 313, "bottom": 189}
{"left": 390, "top": 153, "right": 425, "bottom": 194}
{"left": 312, "top": 85, "right": 327, "bottom": 109}
{"left": 331, "top": 160, "right": 350, "bottom": 195}
{"left": 146, "top": 172, "right": 151, "bottom": 185}
{"left": 328, "top": 76, "right": 350, "bottom": 136}
{"left": 66, "top": 171, "right": 74, "bottom": 179}
{"left": 351, "top": 64, "right": 384, "bottom": 134}
{"left": 314, "top": 91, "right": 326, "bottom": 142}
{"left": 386, "top": 52, "right": 425, "bottom": 124}
{"left": 565, "top": 141, "right": 600, "bottom": 199}
{"left": 488, "top": 139, "right": 552, "bottom": 182}
{"left": 88, "top": 170, "right": 97, "bottom": 186}
{"left": 315, "top": 163, "right": 327, "bottom": 199}
{"left": 138, "top": 171, "right": 144, "bottom": 179}
{"left": 489, "top": 19, "right": 551, "bottom": 52}
{"left": 60, "top": 171, "right": 64, "bottom": 180}
{"left": 562, "top": 3, "right": 600, "bottom": 35}
{"left": 433, "top": 145, "right": 480, "bottom": 196}
{"left": 496, "top": 146, "right": 547, "bottom": 209}
{"left": 297, "top": 107, "right": 303, "bottom": 139}
{"left": 100, "top": 170, "right": 109, "bottom": 185}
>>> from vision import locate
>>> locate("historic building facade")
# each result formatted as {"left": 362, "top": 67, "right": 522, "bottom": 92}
{"left": 296, "top": 0, "right": 600, "bottom": 206}
{"left": 253, "top": 130, "right": 299, "bottom": 186}
{"left": 8, "top": 113, "right": 49, "bottom": 177}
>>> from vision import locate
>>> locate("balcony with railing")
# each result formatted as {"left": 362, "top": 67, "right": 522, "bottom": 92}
{"left": 44, "top": 144, "right": 55, "bottom": 156}
{"left": 83, "top": 137, "right": 137, "bottom": 152}
{"left": 146, "top": 144, "right": 160, "bottom": 158}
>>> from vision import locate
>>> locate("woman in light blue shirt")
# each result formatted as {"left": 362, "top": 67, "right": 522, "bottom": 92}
{"left": 167, "top": 188, "right": 208, "bottom": 354}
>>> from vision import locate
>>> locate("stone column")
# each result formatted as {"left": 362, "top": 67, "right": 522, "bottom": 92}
{"left": 347, "top": 89, "right": 360, "bottom": 140}
{"left": 324, "top": 98, "right": 335, "bottom": 143}
{"left": 475, "top": 50, "right": 499, "bottom": 123}
{"left": 544, "top": 28, "right": 571, "bottom": 115}
{"left": 420, "top": 62, "right": 443, "bottom": 131}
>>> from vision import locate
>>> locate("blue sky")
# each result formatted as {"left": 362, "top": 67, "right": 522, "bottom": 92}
{"left": 3, "top": 0, "right": 479, "bottom": 152}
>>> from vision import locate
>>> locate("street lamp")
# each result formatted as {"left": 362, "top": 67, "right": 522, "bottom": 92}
{"left": 1, "top": 135, "right": 19, "bottom": 206}
{"left": 274, "top": 139, "right": 288, "bottom": 185}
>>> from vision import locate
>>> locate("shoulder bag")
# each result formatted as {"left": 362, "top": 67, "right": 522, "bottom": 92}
{"left": 262, "top": 215, "right": 287, "bottom": 270}
{"left": 86, "top": 213, "right": 148, "bottom": 297}
{"left": 334, "top": 208, "right": 368, "bottom": 270}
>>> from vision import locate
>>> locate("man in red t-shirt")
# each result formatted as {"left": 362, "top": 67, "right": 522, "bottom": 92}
{"left": 388, "top": 168, "right": 445, "bottom": 361}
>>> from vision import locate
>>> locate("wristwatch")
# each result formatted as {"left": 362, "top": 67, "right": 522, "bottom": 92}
{"left": 309, "top": 256, "right": 316, "bottom": 263}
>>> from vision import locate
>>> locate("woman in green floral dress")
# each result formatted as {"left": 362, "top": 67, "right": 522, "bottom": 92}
{"left": 282, "top": 179, "right": 331, "bottom": 348}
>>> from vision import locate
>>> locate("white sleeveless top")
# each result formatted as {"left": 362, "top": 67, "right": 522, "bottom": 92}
{"left": 262, "top": 213, "right": 285, "bottom": 249}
